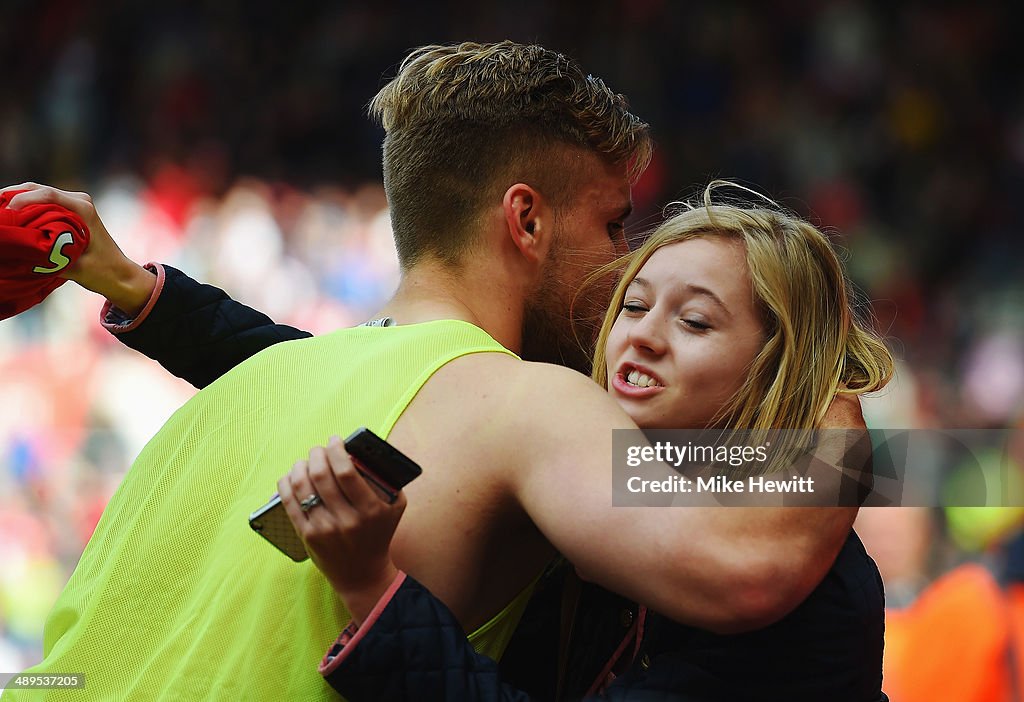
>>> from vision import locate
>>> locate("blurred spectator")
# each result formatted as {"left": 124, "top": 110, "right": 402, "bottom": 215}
{"left": 855, "top": 507, "right": 936, "bottom": 608}
{"left": 881, "top": 521, "right": 1024, "bottom": 702}
{"left": 1, "top": 1, "right": 1021, "bottom": 689}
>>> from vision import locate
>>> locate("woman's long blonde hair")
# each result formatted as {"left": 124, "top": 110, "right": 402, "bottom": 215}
{"left": 588, "top": 181, "right": 894, "bottom": 435}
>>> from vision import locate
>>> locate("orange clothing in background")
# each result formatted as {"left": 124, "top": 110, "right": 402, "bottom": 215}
{"left": 885, "top": 563, "right": 1024, "bottom": 702}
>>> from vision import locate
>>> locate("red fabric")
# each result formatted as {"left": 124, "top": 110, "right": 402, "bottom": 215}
{"left": 0, "top": 190, "right": 91, "bottom": 320}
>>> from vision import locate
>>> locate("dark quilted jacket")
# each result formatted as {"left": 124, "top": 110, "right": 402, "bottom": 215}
{"left": 108, "top": 264, "right": 313, "bottom": 388}
{"left": 323, "top": 534, "right": 889, "bottom": 702}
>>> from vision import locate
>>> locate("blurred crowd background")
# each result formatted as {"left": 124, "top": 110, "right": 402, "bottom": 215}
{"left": 1, "top": 0, "right": 1022, "bottom": 696}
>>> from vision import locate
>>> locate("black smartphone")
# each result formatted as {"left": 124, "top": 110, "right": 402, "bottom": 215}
{"left": 248, "top": 427, "right": 422, "bottom": 561}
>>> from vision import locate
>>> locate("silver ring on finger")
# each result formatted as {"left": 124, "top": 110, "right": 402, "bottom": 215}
{"left": 299, "top": 493, "right": 322, "bottom": 513}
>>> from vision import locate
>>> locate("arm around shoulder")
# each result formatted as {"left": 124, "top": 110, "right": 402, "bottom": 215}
{"left": 501, "top": 363, "right": 856, "bottom": 633}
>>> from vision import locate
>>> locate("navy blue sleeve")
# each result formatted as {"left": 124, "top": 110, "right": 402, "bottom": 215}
{"left": 108, "top": 264, "right": 312, "bottom": 388}
{"left": 322, "top": 574, "right": 537, "bottom": 702}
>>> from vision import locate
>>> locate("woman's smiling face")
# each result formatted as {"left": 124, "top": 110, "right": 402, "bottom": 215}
{"left": 605, "top": 237, "right": 767, "bottom": 429}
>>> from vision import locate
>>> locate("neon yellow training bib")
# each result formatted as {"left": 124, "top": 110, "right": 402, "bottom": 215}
{"left": 6, "top": 320, "right": 527, "bottom": 701}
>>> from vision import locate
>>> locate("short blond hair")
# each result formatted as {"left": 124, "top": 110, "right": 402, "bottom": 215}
{"left": 369, "top": 41, "right": 652, "bottom": 267}
{"left": 590, "top": 181, "right": 894, "bottom": 433}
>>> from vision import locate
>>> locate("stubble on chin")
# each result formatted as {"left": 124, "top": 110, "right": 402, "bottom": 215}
{"left": 520, "top": 303, "right": 595, "bottom": 375}
{"left": 520, "top": 273, "right": 609, "bottom": 377}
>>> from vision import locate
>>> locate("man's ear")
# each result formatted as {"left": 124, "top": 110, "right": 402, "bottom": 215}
{"left": 503, "top": 183, "right": 551, "bottom": 264}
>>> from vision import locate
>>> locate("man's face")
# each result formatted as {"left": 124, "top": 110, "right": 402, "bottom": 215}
{"left": 521, "top": 157, "right": 633, "bottom": 374}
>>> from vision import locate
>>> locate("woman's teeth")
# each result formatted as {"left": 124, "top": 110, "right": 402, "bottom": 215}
{"left": 626, "top": 370, "right": 661, "bottom": 388}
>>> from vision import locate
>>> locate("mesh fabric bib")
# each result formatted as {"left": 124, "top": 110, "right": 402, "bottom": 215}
{"left": 8, "top": 320, "right": 520, "bottom": 701}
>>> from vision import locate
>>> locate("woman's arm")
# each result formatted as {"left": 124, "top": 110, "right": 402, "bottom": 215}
{"left": 319, "top": 573, "right": 537, "bottom": 702}
{"left": 103, "top": 263, "right": 311, "bottom": 388}
{"left": 0, "top": 183, "right": 312, "bottom": 388}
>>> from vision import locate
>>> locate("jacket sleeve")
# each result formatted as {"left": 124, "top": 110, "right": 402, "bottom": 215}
{"left": 102, "top": 263, "right": 312, "bottom": 389}
{"left": 320, "top": 572, "right": 537, "bottom": 702}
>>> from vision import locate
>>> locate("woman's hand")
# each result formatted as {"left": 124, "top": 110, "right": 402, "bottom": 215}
{"left": 277, "top": 435, "right": 407, "bottom": 624}
{"left": 0, "top": 182, "right": 156, "bottom": 315}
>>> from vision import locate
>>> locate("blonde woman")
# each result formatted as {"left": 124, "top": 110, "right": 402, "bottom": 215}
{"left": 287, "top": 182, "right": 894, "bottom": 701}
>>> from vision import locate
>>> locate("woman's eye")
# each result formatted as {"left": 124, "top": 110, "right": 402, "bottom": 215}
{"left": 622, "top": 302, "right": 647, "bottom": 313}
{"left": 682, "top": 319, "right": 710, "bottom": 330}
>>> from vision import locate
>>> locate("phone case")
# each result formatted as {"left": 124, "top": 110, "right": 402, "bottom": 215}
{"left": 344, "top": 427, "right": 423, "bottom": 502}
{"left": 248, "top": 496, "right": 309, "bottom": 562}
{"left": 247, "top": 427, "right": 423, "bottom": 561}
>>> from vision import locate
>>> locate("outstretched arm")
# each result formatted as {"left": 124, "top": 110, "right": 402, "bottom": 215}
{"left": 102, "top": 263, "right": 312, "bottom": 388}
{"left": 0, "top": 183, "right": 157, "bottom": 316}
{"left": 0, "top": 183, "right": 311, "bottom": 388}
